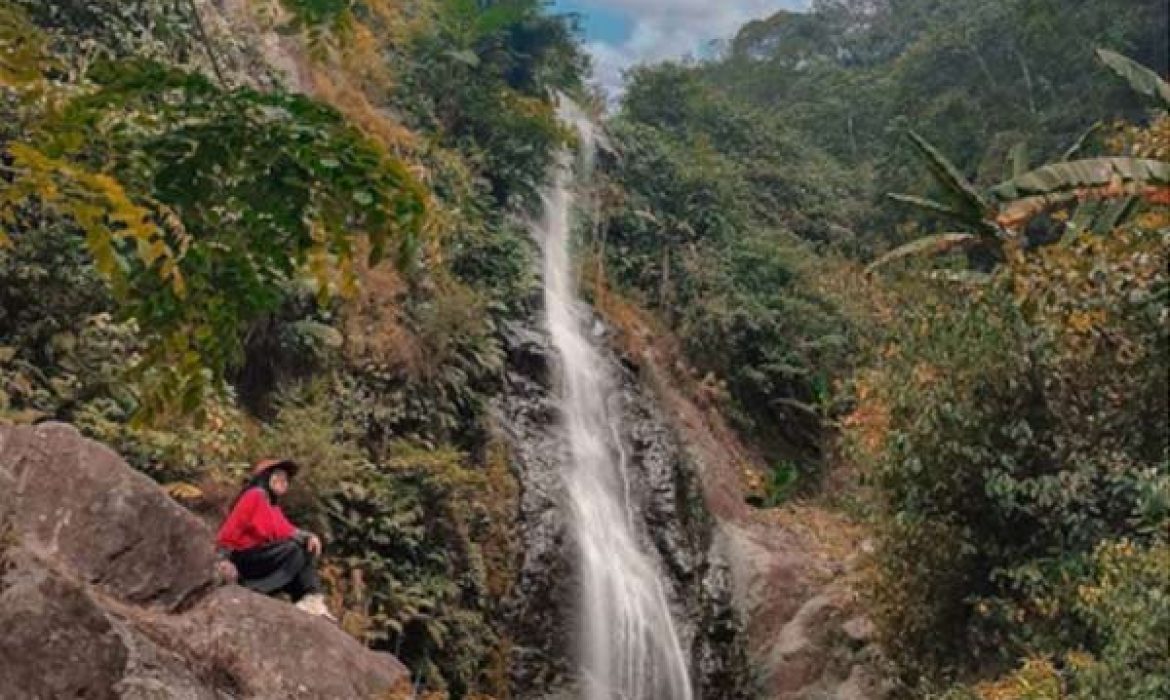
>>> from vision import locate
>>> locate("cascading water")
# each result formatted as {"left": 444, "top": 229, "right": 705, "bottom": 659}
{"left": 535, "top": 101, "right": 694, "bottom": 700}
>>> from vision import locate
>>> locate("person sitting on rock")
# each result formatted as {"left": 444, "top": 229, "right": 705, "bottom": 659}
{"left": 215, "top": 458, "right": 333, "bottom": 620}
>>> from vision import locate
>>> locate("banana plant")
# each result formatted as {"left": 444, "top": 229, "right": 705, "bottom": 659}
{"left": 871, "top": 138, "right": 1170, "bottom": 274}
{"left": 992, "top": 156, "right": 1170, "bottom": 230}
{"left": 868, "top": 130, "right": 1005, "bottom": 274}
{"left": 870, "top": 49, "right": 1170, "bottom": 275}
{"left": 872, "top": 145, "right": 1168, "bottom": 274}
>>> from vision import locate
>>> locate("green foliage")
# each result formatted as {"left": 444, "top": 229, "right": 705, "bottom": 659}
{"left": 876, "top": 91, "right": 1170, "bottom": 274}
{"left": 1097, "top": 48, "right": 1170, "bottom": 108}
{"left": 1067, "top": 540, "right": 1170, "bottom": 699}
{"left": 4, "top": 2, "right": 575, "bottom": 692}
{"left": 903, "top": 129, "right": 994, "bottom": 229}
{"left": 854, "top": 218, "right": 1169, "bottom": 689}
{"left": 0, "top": 213, "right": 143, "bottom": 424}
{"left": 1, "top": 12, "right": 429, "bottom": 414}
{"left": 674, "top": 232, "right": 853, "bottom": 454}
{"left": 0, "top": 12, "right": 188, "bottom": 295}
{"left": 245, "top": 385, "right": 367, "bottom": 519}
{"left": 12, "top": 0, "right": 200, "bottom": 65}
{"left": 324, "top": 439, "right": 516, "bottom": 697}
{"left": 701, "top": 0, "right": 1168, "bottom": 242}
{"left": 392, "top": 0, "right": 586, "bottom": 207}
{"left": 753, "top": 461, "right": 800, "bottom": 508}
{"left": 603, "top": 66, "right": 864, "bottom": 459}
{"left": 280, "top": 0, "right": 356, "bottom": 30}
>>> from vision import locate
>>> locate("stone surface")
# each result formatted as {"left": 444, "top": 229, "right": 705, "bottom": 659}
{"left": 0, "top": 422, "right": 216, "bottom": 610}
{"left": 631, "top": 342, "right": 891, "bottom": 700}
{"left": 493, "top": 312, "right": 751, "bottom": 699}
{"left": 154, "top": 587, "right": 408, "bottom": 699}
{"left": 842, "top": 616, "right": 876, "bottom": 645}
{"left": 0, "top": 422, "right": 408, "bottom": 700}
{"left": 0, "top": 549, "right": 128, "bottom": 700}
{"left": 836, "top": 664, "right": 886, "bottom": 700}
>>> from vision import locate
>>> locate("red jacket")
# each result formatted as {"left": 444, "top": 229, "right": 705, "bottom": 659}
{"left": 216, "top": 487, "right": 298, "bottom": 552}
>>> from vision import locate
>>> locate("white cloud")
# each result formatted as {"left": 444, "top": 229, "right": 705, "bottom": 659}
{"left": 580, "top": 1, "right": 809, "bottom": 96}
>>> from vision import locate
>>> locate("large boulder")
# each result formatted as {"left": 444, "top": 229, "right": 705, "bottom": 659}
{"left": 158, "top": 587, "right": 408, "bottom": 699}
{"left": 0, "top": 422, "right": 409, "bottom": 699}
{"left": 0, "top": 422, "right": 216, "bottom": 610}
{"left": 0, "top": 549, "right": 129, "bottom": 700}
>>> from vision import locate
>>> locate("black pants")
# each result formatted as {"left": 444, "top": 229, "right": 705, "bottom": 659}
{"left": 230, "top": 539, "right": 321, "bottom": 602}
{"left": 281, "top": 556, "right": 321, "bottom": 601}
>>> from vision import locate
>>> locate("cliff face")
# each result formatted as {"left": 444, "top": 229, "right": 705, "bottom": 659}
{"left": 493, "top": 312, "right": 752, "bottom": 699}
{"left": 596, "top": 307, "right": 892, "bottom": 700}
{"left": 0, "top": 423, "right": 408, "bottom": 700}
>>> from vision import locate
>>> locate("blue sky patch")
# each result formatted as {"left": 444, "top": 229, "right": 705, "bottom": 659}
{"left": 550, "top": 0, "right": 635, "bottom": 45}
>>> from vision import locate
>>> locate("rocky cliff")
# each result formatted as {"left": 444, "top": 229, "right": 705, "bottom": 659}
{"left": 0, "top": 422, "right": 408, "bottom": 700}
{"left": 604, "top": 310, "right": 892, "bottom": 700}
{"left": 494, "top": 310, "right": 751, "bottom": 699}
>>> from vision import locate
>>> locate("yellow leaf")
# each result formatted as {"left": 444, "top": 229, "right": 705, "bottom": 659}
{"left": 164, "top": 482, "right": 204, "bottom": 501}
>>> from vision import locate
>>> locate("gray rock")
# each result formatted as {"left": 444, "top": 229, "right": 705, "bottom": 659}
{"left": 0, "top": 422, "right": 216, "bottom": 610}
{"left": 836, "top": 664, "right": 884, "bottom": 700}
{"left": 0, "top": 422, "right": 408, "bottom": 699}
{"left": 0, "top": 549, "right": 128, "bottom": 700}
{"left": 493, "top": 314, "right": 751, "bottom": 699}
{"left": 842, "top": 616, "right": 876, "bottom": 645}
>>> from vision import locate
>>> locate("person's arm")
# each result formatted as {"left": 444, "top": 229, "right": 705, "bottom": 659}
{"left": 263, "top": 503, "right": 298, "bottom": 541}
{"left": 295, "top": 528, "right": 323, "bottom": 556}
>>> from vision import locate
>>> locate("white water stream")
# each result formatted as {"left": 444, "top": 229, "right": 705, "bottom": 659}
{"left": 535, "top": 103, "right": 694, "bottom": 700}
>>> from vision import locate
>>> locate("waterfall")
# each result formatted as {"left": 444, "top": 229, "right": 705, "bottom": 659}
{"left": 535, "top": 101, "right": 694, "bottom": 700}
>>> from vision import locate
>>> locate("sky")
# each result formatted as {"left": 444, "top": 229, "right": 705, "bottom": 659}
{"left": 548, "top": 1, "right": 810, "bottom": 96}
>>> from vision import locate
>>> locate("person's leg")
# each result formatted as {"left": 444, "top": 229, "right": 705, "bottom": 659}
{"left": 231, "top": 540, "right": 306, "bottom": 597}
{"left": 282, "top": 547, "right": 321, "bottom": 603}
{"left": 289, "top": 549, "right": 334, "bottom": 620}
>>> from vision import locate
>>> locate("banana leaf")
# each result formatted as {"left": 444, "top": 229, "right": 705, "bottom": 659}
{"left": 1091, "top": 196, "right": 1138, "bottom": 235}
{"left": 991, "top": 158, "right": 1170, "bottom": 202}
{"left": 887, "top": 193, "right": 965, "bottom": 219}
{"left": 1097, "top": 49, "right": 1170, "bottom": 108}
{"left": 1009, "top": 141, "right": 1029, "bottom": 179}
{"left": 1062, "top": 122, "right": 1103, "bottom": 161}
{"left": 865, "top": 233, "right": 979, "bottom": 274}
{"left": 906, "top": 130, "right": 991, "bottom": 218}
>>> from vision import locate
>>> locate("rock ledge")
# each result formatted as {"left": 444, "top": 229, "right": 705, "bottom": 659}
{"left": 0, "top": 422, "right": 408, "bottom": 700}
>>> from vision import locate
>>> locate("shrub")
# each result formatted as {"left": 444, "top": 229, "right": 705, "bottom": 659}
{"left": 854, "top": 219, "right": 1169, "bottom": 688}
{"left": 1068, "top": 539, "right": 1170, "bottom": 699}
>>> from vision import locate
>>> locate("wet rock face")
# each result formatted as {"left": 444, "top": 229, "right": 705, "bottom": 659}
{"left": 494, "top": 315, "right": 751, "bottom": 699}
{"left": 494, "top": 319, "right": 575, "bottom": 694}
{"left": 0, "top": 422, "right": 409, "bottom": 700}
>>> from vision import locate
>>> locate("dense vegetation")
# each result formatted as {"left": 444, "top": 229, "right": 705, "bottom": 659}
{"left": 1, "top": 0, "right": 1167, "bottom": 698}
{"left": 1, "top": 0, "right": 584, "bottom": 694}
{"left": 599, "top": 0, "right": 1169, "bottom": 697}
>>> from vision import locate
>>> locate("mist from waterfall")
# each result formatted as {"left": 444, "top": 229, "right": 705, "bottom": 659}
{"left": 535, "top": 99, "right": 694, "bottom": 700}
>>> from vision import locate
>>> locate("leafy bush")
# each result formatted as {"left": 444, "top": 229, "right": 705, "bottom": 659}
{"left": 392, "top": 0, "right": 585, "bottom": 208}
{"left": 1, "top": 2, "right": 428, "bottom": 417}
{"left": 323, "top": 437, "right": 519, "bottom": 697}
{"left": 243, "top": 385, "right": 367, "bottom": 525}
{"left": 1068, "top": 539, "right": 1170, "bottom": 698}
{"left": 601, "top": 72, "right": 864, "bottom": 462}
{"left": 952, "top": 539, "right": 1170, "bottom": 700}
{"left": 2, "top": 2, "right": 577, "bottom": 697}
{"left": 852, "top": 217, "right": 1169, "bottom": 688}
